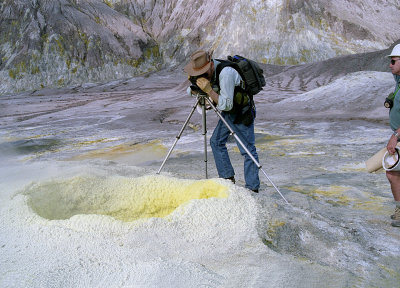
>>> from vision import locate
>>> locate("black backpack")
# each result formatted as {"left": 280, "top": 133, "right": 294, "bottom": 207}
{"left": 215, "top": 55, "right": 266, "bottom": 96}
{"left": 214, "top": 55, "right": 265, "bottom": 125}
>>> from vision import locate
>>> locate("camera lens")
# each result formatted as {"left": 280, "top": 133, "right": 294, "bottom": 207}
{"left": 385, "top": 98, "right": 393, "bottom": 109}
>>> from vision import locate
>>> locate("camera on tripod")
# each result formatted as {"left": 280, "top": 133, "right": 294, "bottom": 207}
{"left": 189, "top": 84, "right": 207, "bottom": 97}
{"left": 189, "top": 73, "right": 208, "bottom": 97}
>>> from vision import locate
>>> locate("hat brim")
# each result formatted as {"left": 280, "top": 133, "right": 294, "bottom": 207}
{"left": 184, "top": 61, "right": 211, "bottom": 76}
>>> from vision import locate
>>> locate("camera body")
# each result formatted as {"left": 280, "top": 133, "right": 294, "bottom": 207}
{"left": 189, "top": 73, "right": 207, "bottom": 89}
{"left": 189, "top": 84, "right": 207, "bottom": 97}
{"left": 189, "top": 75, "right": 201, "bottom": 87}
{"left": 189, "top": 73, "right": 209, "bottom": 97}
{"left": 385, "top": 92, "right": 395, "bottom": 109}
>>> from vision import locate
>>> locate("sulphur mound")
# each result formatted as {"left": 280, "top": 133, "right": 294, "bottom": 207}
{"left": 24, "top": 175, "right": 228, "bottom": 221}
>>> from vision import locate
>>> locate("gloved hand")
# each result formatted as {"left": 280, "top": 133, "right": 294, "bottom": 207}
{"left": 196, "top": 78, "right": 212, "bottom": 94}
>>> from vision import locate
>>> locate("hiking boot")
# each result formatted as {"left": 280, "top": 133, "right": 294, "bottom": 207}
{"left": 391, "top": 219, "right": 400, "bottom": 227}
{"left": 252, "top": 189, "right": 259, "bottom": 193}
{"left": 390, "top": 207, "right": 400, "bottom": 220}
{"left": 224, "top": 176, "right": 235, "bottom": 184}
{"left": 390, "top": 207, "right": 400, "bottom": 226}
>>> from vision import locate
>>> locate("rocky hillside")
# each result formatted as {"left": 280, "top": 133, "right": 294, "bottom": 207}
{"left": 1, "top": 0, "right": 399, "bottom": 94}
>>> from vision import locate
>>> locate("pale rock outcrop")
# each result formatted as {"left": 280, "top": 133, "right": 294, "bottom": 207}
{"left": 0, "top": 0, "right": 399, "bottom": 94}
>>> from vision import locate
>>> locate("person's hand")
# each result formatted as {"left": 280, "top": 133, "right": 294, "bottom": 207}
{"left": 196, "top": 78, "right": 212, "bottom": 94}
{"left": 387, "top": 134, "right": 398, "bottom": 154}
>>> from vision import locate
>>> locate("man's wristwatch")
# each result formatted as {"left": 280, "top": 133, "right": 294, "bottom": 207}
{"left": 394, "top": 131, "right": 400, "bottom": 139}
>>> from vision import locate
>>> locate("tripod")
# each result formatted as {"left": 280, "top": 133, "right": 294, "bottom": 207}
{"left": 157, "top": 90, "right": 289, "bottom": 204}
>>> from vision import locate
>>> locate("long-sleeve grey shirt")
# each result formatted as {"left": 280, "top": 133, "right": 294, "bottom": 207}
{"left": 213, "top": 60, "right": 243, "bottom": 112}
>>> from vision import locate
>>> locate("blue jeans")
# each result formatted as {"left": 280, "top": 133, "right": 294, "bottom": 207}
{"left": 210, "top": 111, "right": 260, "bottom": 191}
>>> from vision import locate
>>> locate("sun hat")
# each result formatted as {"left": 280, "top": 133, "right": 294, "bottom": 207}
{"left": 184, "top": 50, "right": 212, "bottom": 76}
{"left": 387, "top": 44, "right": 400, "bottom": 58}
{"left": 382, "top": 147, "right": 400, "bottom": 171}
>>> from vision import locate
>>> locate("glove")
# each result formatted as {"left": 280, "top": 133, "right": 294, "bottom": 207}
{"left": 196, "top": 78, "right": 213, "bottom": 94}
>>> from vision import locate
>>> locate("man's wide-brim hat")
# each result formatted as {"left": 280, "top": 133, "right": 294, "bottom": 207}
{"left": 184, "top": 50, "right": 212, "bottom": 76}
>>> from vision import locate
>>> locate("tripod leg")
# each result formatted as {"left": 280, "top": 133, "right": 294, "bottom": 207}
{"left": 204, "top": 97, "right": 289, "bottom": 204}
{"left": 201, "top": 101, "right": 208, "bottom": 179}
{"left": 157, "top": 97, "right": 201, "bottom": 175}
